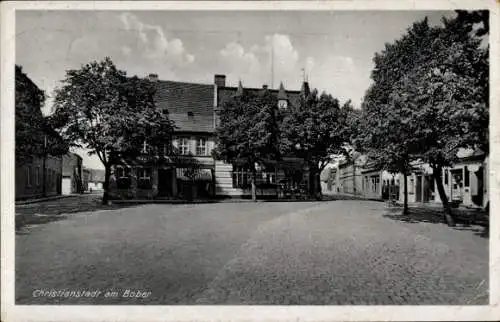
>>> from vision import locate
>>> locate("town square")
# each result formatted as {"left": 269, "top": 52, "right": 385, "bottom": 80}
{"left": 6, "top": 3, "right": 492, "bottom": 312}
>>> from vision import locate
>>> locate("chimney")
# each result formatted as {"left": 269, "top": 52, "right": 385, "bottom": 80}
{"left": 214, "top": 74, "right": 226, "bottom": 87}
{"left": 148, "top": 73, "right": 158, "bottom": 82}
{"left": 262, "top": 84, "right": 268, "bottom": 90}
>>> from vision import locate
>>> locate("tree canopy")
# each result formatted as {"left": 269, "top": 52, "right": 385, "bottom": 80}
{"left": 215, "top": 88, "right": 280, "bottom": 200}
{"left": 280, "top": 90, "right": 352, "bottom": 197}
{"left": 50, "top": 57, "right": 175, "bottom": 203}
{"left": 358, "top": 13, "right": 489, "bottom": 223}
{"left": 16, "top": 65, "right": 68, "bottom": 164}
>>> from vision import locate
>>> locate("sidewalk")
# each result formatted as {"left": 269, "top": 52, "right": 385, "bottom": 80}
{"left": 15, "top": 194, "right": 78, "bottom": 206}
{"left": 386, "top": 200, "right": 488, "bottom": 227}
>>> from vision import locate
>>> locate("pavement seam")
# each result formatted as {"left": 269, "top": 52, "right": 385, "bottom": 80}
{"left": 194, "top": 202, "right": 332, "bottom": 304}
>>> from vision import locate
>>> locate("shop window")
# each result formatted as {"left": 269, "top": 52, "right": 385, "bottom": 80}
{"left": 232, "top": 166, "right": 250, "bottom": 188}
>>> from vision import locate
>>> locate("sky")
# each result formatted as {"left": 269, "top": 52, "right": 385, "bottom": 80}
{"left": 16, "top": 10, "right": 456, "bottom": 169}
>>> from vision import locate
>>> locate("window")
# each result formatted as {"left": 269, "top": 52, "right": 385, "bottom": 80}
{"left": 116, "top": 166, "right": 132, "bottom": 189}
{"left": 35, "top": 166, "right": 40, "bottom": 186}
{"left": 464, "top": 166, "right": 469, "bottom": 187}
{"left": 232, "top": 166, "right": 250, "bottom": 188}
{"left": 444, "top": 169, "right": 449, "bottom": 185}
{"left": 137, "top": 167, "right": 152, "bottom": 189}
{"left": 264, "top": 172, "right": 276, "bottom": 184}
{"left": 26, "top": 166, "right": 32, "bottom": 186}
{"left": 139, "top": 168, "right": 151, "bottom": 180}
{"left": 116, "top": 166, "right": 125, "bottom": 178}
{"left": 179, "top": 138, "right": 190, "bottom": 155}
{"left": 196, "top": 138, "right": 208, "bottom": 156}
{"left": 261, "top": 167, "right": 276, "bottom": 185}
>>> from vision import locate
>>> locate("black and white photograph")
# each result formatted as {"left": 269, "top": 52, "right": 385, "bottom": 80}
{"left": 1, "top": 0, "right": 498, "bottom": 321}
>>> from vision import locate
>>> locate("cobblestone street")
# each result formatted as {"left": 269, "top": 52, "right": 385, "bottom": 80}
{"left": 15, "top": 200, "right": 488, "bottom": 305}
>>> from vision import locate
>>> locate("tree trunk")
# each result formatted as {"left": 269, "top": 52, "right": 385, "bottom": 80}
{"left": 308, "top": 171, "right": 313, "bottom": 199}
{"left": 251, "top": 167, "right": 257, "bottom": 202}
{"left": 315, "top": 172, "right": 322, "bottom": 200}
{"left": 403, "top": 171, "right": 409, "bottom": 215}
{"left": 102, "top": 164, "right": 111, "bottom": 205}
{"left": 433, "top": 166, "right": 456, "bottom": 226}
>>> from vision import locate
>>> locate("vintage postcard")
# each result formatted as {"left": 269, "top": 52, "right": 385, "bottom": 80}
{"left": 1, "top": 0, "right": 499, "bottom": 321}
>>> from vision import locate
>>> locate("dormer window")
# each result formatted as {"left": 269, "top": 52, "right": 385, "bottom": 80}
{"left": 278, "top": 100, "right": 288, "bottom": 109}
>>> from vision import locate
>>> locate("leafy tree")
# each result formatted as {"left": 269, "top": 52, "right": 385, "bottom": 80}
{"left": 50, "top": 57, "right": 175, "bottom": 204}
{"left": 355, "top": 20, "right": 433, "bottom": 214}
{"left": 389, "top": 16, "right": 488, "bottom": 225}
{"left": 215, "top": 88, "right": 279, "bottom": 201}
{"left": 359, "top": 14, "right": 488, "bottom": 225}
{"left": 358, "top": 84, "right": 418, "bottom": 214}
{"left": 16, "top": 65, "right": 68, "bottom": 164}
{"left": 280, "top": 90, "right": 349, "bottom": 199}
{"left": 455, "top": 10, "right": 489, "bottom": 37}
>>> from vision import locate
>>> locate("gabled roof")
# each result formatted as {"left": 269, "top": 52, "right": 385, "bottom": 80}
{"left": 217, "top": 85, "right": 302, "bottom": 109}
{"left": 154, "top": 80, "right": 214, "bottom": 133}
{"left": 301, "top": 81, "right": 311, "bottom": 98}
{"left": 277, "top": 82, "right": 288, "bottom": 100}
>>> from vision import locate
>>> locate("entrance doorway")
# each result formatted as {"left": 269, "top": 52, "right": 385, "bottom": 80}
{"left": 472, "top": 166, "right": 484, "bottom": 206}
{"left": 423, "top": 175, "right": 434, "bottom": 202}
{"left": 158, "top": 168, "right": 174, "bottom": 197}
{"left": 450, "top": 169, "right": 464, "bottom": 202}
{"left": 416, "top": 175, "right": 422, "bottom": 202}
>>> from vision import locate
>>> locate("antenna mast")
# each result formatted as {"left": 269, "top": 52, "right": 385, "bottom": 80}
{"left": 271, "top": 43, "right": 274, "bottom": 89}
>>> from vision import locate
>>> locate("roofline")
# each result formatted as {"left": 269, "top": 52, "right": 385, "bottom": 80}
{"left": 156, "top": 79, "right": 214, "bottom": 87}
{"left": 220, "top": 86, "right": 301, "bottom": 94}
{"left": 174, "top": 130, "right": 215, "bottom": 135}
{"left": 154, "top": 78, "right": 303, "bottom": 94}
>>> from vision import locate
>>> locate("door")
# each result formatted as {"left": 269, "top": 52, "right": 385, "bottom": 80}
{"left": 416, "top": 175, "right": 422, "bottom": 202}
{"left": 450, "top": 169, "right": 463, "bottom": 202}
{"left": 472, "top": 166, "right": 484, "bottom": 206}
{"left": 158, "top": 168, "right": 173, "bottom": 197}
{"left": 423, "top": 175, "right": 433, "bottom": 202}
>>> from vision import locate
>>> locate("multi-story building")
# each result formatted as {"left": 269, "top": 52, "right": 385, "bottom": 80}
{"left": 16, "top": 155, "right": 63, "bottom": 200}
{"left": 15, "top": 65, "right": 64, "bottom": 200}
{"left": 62, "top": 152, "right": 83, "bottom": 195}
{"left": 394, "top": 149, "right": 488, "bottom": 208}
{"left": 86, "top": 168, "right": 105, "bottom": 192}
{"left": 109, "top": 74, "right": 312, "bottom": 200}
{"left": 325, "top": 148, "right": 488, "bottom": 208}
